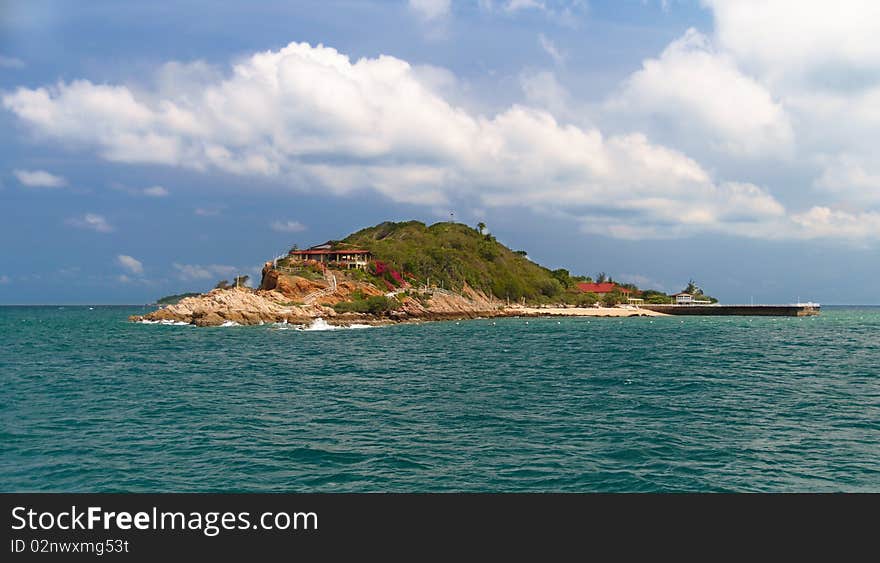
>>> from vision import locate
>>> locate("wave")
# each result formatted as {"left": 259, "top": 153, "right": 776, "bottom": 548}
{"left": 138, "top": 319, "right": 192, "bottom": 326}
{"left": 271, "top": 318, "right": 374, "bottom": 331}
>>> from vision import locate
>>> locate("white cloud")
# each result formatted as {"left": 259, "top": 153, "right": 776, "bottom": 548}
{"left": 271, "top": 220, "right": 307, "bottom": 233}
{"left": 813, "top": 155, "right": 880, "bottom": 203}
{"left": 408, "top": 0, "right": 451, "bottom": 21}
{"left": 790, "top": 207, "right": 880, "bottom": 241}
{"left": 610, "top": 29, "right": 793, "bottom": 157}
{"left": 706, "top": 0, "right": 880, "bottom": 87}
{"left": 66, "top": 213, "right": 113, "bottom": 233}
{"left": 0, "top": 275, "right": 10, "bottom": 284}
{"left": 13, "top": 169, "right": 67, "bottom": 188}
{"left": 0, "top": 55, "right": 25, "bottom": 69}
{"left": 142, "top": 185, "right": 169, "bottom": 197}
{"left": 520, "top": 70, "right": 571, "bottom": 118}
{"left": 173, "top": 263, "right": 238, "bottom": 281}
{"left": 117, "top": 254, "right": 144, "bottom": 275}
{"left": 2, "top": 41, "right": 790, "bottom": 239}
{"left": 506, "top": 0, "right": 545, "bottom": 13}
{"left": 9, "top": 39, "right": 878, "bottom": 241}
{"left": 538, "top": 33, "right": 565, "bottom": 65}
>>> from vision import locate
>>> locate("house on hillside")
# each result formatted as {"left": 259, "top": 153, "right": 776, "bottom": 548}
{"left": 288, "top": 242, "right": 372, "bottom": 270}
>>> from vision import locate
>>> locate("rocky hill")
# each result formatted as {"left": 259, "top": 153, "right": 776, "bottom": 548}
{"left": 343, "top": 221, "right": 571, "bottom": 303}
{"left": 129, "top": 220, "right": 661, "bottom": 327}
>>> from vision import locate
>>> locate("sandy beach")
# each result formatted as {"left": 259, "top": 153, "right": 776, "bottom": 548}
{"left": 505, "top": 306, "right": 668, "bottom": 317}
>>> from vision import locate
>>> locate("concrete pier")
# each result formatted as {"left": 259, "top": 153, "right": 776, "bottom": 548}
{"left": 641, "top": 304, "right": 820, "bottom": 317}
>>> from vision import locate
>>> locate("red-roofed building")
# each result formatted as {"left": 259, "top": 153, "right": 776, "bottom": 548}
{"left": 576, "top": 282, "right": 631, "bottom": 296}
{"left": 289, "top": 242, "right": 372, "bottom": 270}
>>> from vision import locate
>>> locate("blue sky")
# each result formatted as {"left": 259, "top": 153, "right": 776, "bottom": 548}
{"left": 2, "top": 0, "right": 879, "bottom": 304}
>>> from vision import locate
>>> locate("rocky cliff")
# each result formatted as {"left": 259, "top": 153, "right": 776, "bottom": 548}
{"left": 130, "top": 263, "right": 506, "bottom": 327}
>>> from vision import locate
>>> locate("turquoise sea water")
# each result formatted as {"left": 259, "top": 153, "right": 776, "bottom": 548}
{"left": 1, "top": 306, "right": 878, "bottom": 492}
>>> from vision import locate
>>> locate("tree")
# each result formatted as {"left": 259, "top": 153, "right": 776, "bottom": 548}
{"left": 477, "top": 222, "right": 486, "bottom": 234}
{"left": 215, "top": 280, "right": 231, "bottom": 290}
{"left": 551, "top": 268, "right": 572, "bottom": 288}
{"left": 596, "top": 272, "right": 608, "bottom": 283}
{"left": 575, "top": 292, "right": 599, "bottom": 307}
{"left": 234, "top": 275, "right": 250, "bottom": 288}
{"left": 684, "top": 279, "right": 701, "bottom": 295}
{"left": 603, "top": 289, "right": 625, "bottom": 306}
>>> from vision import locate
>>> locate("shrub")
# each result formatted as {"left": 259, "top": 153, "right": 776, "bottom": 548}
{"left": 332, "top": 295, "right": 398, "bottom": 315}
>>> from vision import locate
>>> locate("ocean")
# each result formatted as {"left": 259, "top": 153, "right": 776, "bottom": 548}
{"left": 1, "top": 306, "right": 878, "bottom": 492}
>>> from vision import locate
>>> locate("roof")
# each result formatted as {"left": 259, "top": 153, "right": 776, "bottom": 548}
{"left": 673, "top": 292, "right": 693, "bottom": 297}
{"left": 289, "top": 249, "right": 370, "bottom": 256}
{"left": 576, "top": 282, "right": 630, "bottom": 294}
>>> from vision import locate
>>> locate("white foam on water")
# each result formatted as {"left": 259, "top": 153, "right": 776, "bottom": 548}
{"left": 138, "top": 319, "right": 191, "bottom": 326}
{"left": 298, "top": 318, "right": 373, "bottom": 331}
{"left": 300, "top": 318, "right": 339, "bottom": 331}
{"left": 220, "top": 320, "right": 240, "bottom": 327}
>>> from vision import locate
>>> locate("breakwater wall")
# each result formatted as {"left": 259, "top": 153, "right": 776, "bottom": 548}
{"left": 641, "top": 305, "right": 820, "bottom": 317}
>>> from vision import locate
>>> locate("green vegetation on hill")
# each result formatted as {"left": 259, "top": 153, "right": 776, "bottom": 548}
{"left": 156, "top": 293, "right": 200, "bottom": 305}
{"left": 332, "top": 291, "right": 398, "bottom": 314}
{"left": 276, "top": 220, "right": 713, "bottom": 306}
{"left": 343, "top": 221, "right": 578, "bottom": 303}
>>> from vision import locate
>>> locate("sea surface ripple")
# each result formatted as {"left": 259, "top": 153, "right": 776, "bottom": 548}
{"left": 1, "top": 306, "right": 878, "bottom": 492}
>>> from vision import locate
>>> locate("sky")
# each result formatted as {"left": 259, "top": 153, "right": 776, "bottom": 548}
{"left": 2, "top": 0, "right": 879, "bottom": 304}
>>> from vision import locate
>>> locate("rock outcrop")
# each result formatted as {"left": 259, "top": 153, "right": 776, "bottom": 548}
{"left": 131, "top": 268, "right": 506, "bottom": 327}
{"left": 130, "top": 287, "right": 323, "bottom": 326}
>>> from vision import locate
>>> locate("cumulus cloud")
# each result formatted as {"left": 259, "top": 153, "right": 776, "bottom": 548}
{"left": 13, "top": 169, "right": 67, "bottom": 188}
{"left": 117, "top": 254, "right": 144, "bottom": 274}
{"left": 519, "top": 70, "right": 572, "bottom": 118}
{"left": 2, "top": 41, "right": 796, "bottom": 240}
{"left": 173, "top": 263, "right": 238, "bottom": 281}
{"left": 790, "top": 207, "right": 880, "bottom": 240}
{"left": 271, "top": 220, "right": 307, "bottom": 233}
{"left": 610, "top": 28, "right": 793, "bottom": 157}
{"left": 706, "top": 0, "right": 880, "bottom": 87}
{"left": 66, "top": 213, "right": 113, "bottom": 233}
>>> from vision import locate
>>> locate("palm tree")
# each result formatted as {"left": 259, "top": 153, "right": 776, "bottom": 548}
{"left": 477, "top": 222, "right": 486, "bottom": 234}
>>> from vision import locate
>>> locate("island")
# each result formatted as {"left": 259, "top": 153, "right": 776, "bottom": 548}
{"left": 129, "top": 220, "right": 817, "bottom": 327}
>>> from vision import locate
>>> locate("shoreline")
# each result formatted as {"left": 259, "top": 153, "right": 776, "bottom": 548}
{"left": 131, "top": 303, "right": 668, "bottom": 327}
{"left": 505, "top": 306, "right": 667, "bottom": 318}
